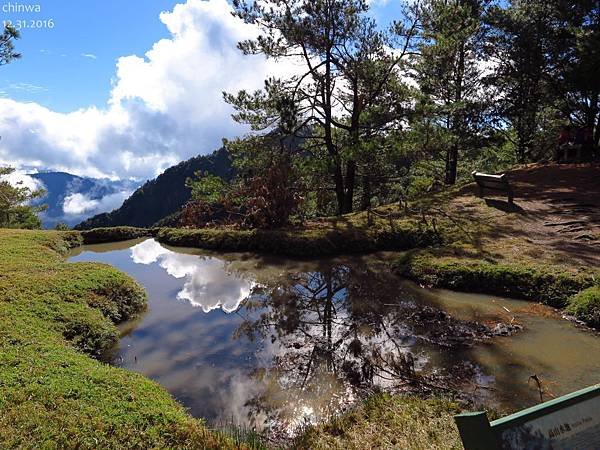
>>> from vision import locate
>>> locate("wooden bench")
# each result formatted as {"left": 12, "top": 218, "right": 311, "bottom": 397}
{"left": 472, "top": 171, "right": 514, "bottom": 204}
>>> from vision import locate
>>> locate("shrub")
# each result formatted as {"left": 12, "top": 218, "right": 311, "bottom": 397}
{"left": 566, "top": 286, "right": 600, "bottom": 328}
{"left": 182, "top": 159, "right": 303, "bottom": 229}
{"left": 80, "top": 226, "right": 149, "bottom": 244}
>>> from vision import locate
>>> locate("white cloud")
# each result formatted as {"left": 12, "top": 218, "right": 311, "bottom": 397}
{"left": 130, "top": 238, "right": 170, "bottom": 265}
{"left": 7, "top": 82, "right": 47, "bottom": 93}
{"left": 81, "top": 53, "right": 97, "bottom": 60}
{"left": 0, "top": 0, "right": 290, "bottom": 181}
{"left": 130, "top": 239, "right": 256, "bottom": 313}
{"left": 62, "top": 193, "right": 96, "bottom": 215}
{"left": 0, "top": 168, "right": 45, "bottom": 192}
{"left": 62, "top": 190, "right": 132, "bottom": 216}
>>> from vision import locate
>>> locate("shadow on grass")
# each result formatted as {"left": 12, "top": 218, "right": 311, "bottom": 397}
{"left": 484, "top": 199, "right": 525, "bottom": 214}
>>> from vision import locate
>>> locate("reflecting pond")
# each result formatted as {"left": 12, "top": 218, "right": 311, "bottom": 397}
{"left": 69, "top": 239, "right": 600, "bottom": 436}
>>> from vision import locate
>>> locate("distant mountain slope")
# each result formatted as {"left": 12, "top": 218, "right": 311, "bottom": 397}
{"left": 76, "top": 147, "right": 233, "bottom": 229}
{"left": 30, "top": 172, "right": 138, "bottom": 229}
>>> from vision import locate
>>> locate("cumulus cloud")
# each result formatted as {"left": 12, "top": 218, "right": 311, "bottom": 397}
{"left": 0, "top": 0, "right": 290, "bottom": 181}
{"left": 130, "top": 239, "right": 255, "bottom": 313}
{"left": 62, "top": 190, "right": 133, "bottom": 216}
{"left": 130, "top": 237, "right": 171, "bottom": 265}
{"left": 0, "top": 168, "right": 45, "bottom": 192}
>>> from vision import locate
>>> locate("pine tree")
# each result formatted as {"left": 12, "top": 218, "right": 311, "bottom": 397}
{"left": 0, "top": 24, "right": 21, "bottom": 66}
{"left": 414, "top": 0, "right": 491, "bottom": 184}
{"left": 226, "top": 0, "right": 417, "bottom": 214}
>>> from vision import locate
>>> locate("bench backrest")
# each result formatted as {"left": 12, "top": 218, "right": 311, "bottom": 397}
{"left": 472, "top": 171, "right": 510, "bottom": 190}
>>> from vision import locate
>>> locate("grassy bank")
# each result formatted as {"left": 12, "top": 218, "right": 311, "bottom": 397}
{"left": 153, "top": 214, "right": 444, "bottom": 257}
{"left": 566, "top": 286, "right": 600, "bottom": 328}
{"left": 0, "top": 229, "right": 238, "bottom": 449}
{"left": 294, "top": 394, "right": 462, "bottom": 450}
{"left": 394, "top": 250, "right": 597, "bottom": 307}
{"left": 395, "top": 249, "right": 600, "bottom": 326}
{"left": 80, "top": 226, "right": 150, "bottom": 244}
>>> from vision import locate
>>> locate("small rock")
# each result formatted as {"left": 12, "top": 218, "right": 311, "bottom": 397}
{"left": 491, "top": 322, "right": 523, "bottom": 336}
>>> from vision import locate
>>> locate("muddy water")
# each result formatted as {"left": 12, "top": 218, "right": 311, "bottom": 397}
{"left": 69, "top": 239, "right": 600, "bottom": 435}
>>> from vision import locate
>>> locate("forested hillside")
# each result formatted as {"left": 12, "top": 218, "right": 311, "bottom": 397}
{"left": 76, "top": 147, "right": 233, "bottom": 229}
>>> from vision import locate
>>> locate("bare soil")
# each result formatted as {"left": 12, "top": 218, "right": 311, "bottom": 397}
{"left": 452, "top": 163, "right": 600, "bottom": 270}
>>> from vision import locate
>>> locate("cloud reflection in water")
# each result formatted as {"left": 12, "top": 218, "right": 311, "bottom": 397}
{"left": 130, "top": 239, "right": 255, "bottom": 313}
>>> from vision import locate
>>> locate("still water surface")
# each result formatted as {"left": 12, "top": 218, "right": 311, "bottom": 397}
{"left": 69, "top": 239, "right": 600, "bottom": 434}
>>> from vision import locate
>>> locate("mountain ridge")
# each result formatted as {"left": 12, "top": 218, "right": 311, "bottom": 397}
{"left": 30, "top": 172, "right": 138, "bottom": 229}
{"left": 75, "top": 147, "right": 234, "bottom": 229}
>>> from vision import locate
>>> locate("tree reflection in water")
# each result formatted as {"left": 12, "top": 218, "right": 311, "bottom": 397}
{"left": 234, "top": 263, "right": 491, "bottom": 432}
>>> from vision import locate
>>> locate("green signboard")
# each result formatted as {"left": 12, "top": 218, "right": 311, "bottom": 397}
{"left": 455, "top": 384, "right": 600, "bottom": 449}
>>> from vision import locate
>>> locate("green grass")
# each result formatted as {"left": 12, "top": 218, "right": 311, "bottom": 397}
{"left": 395, "top": 250, "right": 600, "bottom": 327}
{"left": 0, "top": 229, "right": 240, "bottom": 449}
{"left": 155, "top": 218, "right": 443, "bottom": 257}
{"left": 394, "top": 251, "right": 596, "bottom": 307}
{"left": 566, "top": 286, "right": 600, "bottom": 328}
{"left": 79, "top": 226, "right": 150, "bottom": 244}
{"left": 293, "top": 393, "right": 462, "bottom": 450}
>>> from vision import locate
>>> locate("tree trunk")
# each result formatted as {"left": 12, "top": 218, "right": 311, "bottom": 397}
{"left": 332, "top": 159, "right": 346, "bottom": 216}
{"left": 446, "top": 38, "right": 465, "bottom": 186}
{"left": 592, "top": 96, "right": 600, "bottom": 148}
{"left": 342, "top": 161, "right": 356, "bottom": 214}
{"left": 445, "top": 147, "right": 458, "bottom": 185}
{"left": 516, "top": 115, "right": 528, "bottom": 163}
{"left": 323, "top": 39, "right": 345, "bottom": 216}
{"left": 360, "top": 175, "right": 371, "bottom": 211}
{"left": 341, "top": 78, "right": 360, "bottom": 215}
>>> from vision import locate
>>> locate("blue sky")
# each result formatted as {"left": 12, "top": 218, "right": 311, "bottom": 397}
{"left": 1, "top": 0, "right": 404, "bottom": 112}
{"left": 1, "top": 0, "right": 177, "bottom": 111}
{"left": 0, "top": 0, "right": 405, "bottom": 182}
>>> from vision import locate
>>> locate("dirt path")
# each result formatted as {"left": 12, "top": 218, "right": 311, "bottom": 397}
{"left": 453, "top": 163, "right": 600, "bottom": 269}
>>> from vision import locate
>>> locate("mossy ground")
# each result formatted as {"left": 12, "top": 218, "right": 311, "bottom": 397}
{"left": 154, "top": 218, "right": 442, "bottom": 257}
{"left": 394, "top": 250, "right": 597, "bottom": 307}
{"left": 0, "top": 229, "right": 240, "bottom": 449}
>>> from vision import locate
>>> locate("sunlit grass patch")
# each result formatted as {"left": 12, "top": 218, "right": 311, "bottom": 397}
{"left": 293, "top": 393, "right": 462, "bottom": 450}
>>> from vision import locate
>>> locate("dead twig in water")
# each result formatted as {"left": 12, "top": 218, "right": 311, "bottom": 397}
{"left": 529, "top": 374, "right": 544, "bottom": 403}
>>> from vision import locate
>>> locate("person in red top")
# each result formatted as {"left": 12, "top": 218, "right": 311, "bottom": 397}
{"left": 556, "top": 125, "right": 572, "bottom": 162}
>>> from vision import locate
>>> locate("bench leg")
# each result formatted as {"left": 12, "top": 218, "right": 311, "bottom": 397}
{"left": 478, "top": 186, "right": 484, "bottom": 198}
{"left": 508, "top": 190, "right": 514, "bottom": 204}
